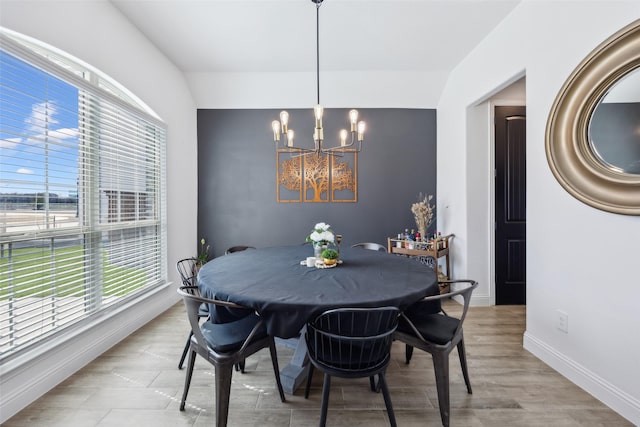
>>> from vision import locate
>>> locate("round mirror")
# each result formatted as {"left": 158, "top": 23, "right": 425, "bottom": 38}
{"left": 588, "top": 67, "right": 640, "bottom": 174}
{"left": 546, "top": 19, "right": 640, "bottom": 215}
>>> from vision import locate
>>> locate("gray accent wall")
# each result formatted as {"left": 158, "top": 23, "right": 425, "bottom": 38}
{"left": 197, "top": 108, "right": 436, "bottom": 258}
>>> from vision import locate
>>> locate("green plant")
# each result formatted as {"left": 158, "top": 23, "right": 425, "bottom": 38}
{"left": 321, "top": 248, "right": 338, "bottom": 260}
{"left": 196, "top": 238, "right": 210, "bottom": 265}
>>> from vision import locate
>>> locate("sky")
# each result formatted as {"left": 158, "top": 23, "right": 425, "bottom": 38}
{"left": 0, "top": 50, "right": 79, "bottom": 199}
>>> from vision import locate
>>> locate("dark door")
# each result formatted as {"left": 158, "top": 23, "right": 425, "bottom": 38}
{"left": 495, "top": 106, "right": 526, "bottom": 305}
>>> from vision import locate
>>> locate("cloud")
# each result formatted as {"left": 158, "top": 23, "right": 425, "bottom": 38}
{"left": 23, "top": 101, "right": 76, "bottom": 145}
{"left": 0, "top": 137, "right": 20, "bottom": 149}
{"left": 17, "top": 168, "right": 33, "bottom": 174}
{"left": 25, "top": 101, "right": 59, "bottom": 133}
{"left": 48, "top": 128, "right": 79, "bottom": 140}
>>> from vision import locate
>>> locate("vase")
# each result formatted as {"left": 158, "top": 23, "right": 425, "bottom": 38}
{"left": 418, "top": 225, "right": 426, "bottom": 242}
{"left": 313, "top": 243, "right": 327, "bottom": 258}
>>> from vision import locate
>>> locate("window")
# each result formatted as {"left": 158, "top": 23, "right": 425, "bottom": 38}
{"left": 0, "top": 30, "right": 167, "bottom": 361}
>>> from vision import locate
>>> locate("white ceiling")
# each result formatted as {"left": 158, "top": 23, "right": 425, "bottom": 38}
{"left": 110, "top": 0, "right": 521, "bottom": 75}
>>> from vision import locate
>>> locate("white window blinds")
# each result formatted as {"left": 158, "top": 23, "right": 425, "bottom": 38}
{"left": 0, "top": 32, "right": 167, "bottom": 360}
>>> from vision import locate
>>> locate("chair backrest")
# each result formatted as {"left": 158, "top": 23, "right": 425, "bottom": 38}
{"left": 177, "top": 285, "right": 262, "bottom": 354}
{"left": 306, "top": 307, "right": 400, "bottom": 373}
{"left": 176, "top": 258, "right": 200, "bottom": 286}
{"left": 351, "top": 242, "right": 387, "bottom": 252}
{"left": 402, "top": 280, "right": 478, "bottom": 343}
{"left": 225, "top": 245, "right": 256, "bottom": 255}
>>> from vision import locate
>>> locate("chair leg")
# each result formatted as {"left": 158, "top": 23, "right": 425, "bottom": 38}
{"left": 432, "top": 352, "right": 451, "bottom": 427}
{"left": 179, "top": 349, "right": 197, "bottom": 411}
{"left": 305, "top": 363, "right": 315, "bottom": 399}
{"left": 405, "top": 344, "right": 414, "bottom": 364}
{"left": 319, "top": 374, "right": 332, "bottom": 427}
{"left": 234, "top": 359, "right": 245, "bottom": 373}
{"left": 214, "top": 363, "right": 234, "bottom": 427}
{"left": 457, "top": 336, "right": 472, "bottom": 394}
{"left": 178, "top": 331, "right": 193, "bottom": 370}
{"left": 378, "top": 371, "right": 397, "bottom": 427}
{"left": 268, "top": 339, "right": 286, "bottom": 402}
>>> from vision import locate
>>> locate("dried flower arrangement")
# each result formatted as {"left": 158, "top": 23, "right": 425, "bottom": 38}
{"left": 411, "top": 193, "right": 434, "bottom": 239}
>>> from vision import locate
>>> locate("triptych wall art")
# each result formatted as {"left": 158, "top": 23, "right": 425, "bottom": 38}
{"left": 276, "top": 150, "right": 357, "bottom": 203}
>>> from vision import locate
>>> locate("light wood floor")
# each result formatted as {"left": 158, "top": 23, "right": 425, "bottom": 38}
{"left": 4, "top": 302, "right": 632, "bottom": 427}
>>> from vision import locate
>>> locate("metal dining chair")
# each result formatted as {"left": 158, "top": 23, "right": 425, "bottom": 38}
{"left": 351, "top": 242, "right": 387, "bottom": 252}
{"left": 176, "top": 258, "right": 207, "bottom": 369}
{"left": 224, "top": 245, "right": 256, "bottom": 254}
{"left": 304, "top": 307, "right": 400, "bottom": 427}
{"left": 394, "top": 279, "right": 478, "bottom": 427}
{"left": 177, "top": 285, "right": 285, "bottom": 427}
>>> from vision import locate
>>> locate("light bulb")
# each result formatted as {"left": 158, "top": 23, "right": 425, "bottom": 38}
{"left": 286, "top": 129, "right": 294, "bottom": 147}
{"left": 272, "top": 120, "right": 281, "bottom": 142}
{"left": 340, "top": 129, "right": 348, "bottom": 146}
{"left": 349, "top": 109, "right": 359, "bottom": 132}
{"left": 314, "top": 104, "right": 324, "bottom": 131}
{"left": 279, "top": 111, "right": 289, "bottom": 133}
{"left": 357, "top": 121, "right": 365, "bottom": 141}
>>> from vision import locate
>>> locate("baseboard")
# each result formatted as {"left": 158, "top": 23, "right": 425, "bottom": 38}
{"left": 524, "top": 331, "right": 640, "bottom": 425}
{"left": 0, "top": 285, "right": 180, "bottom": 423}
{"left": 469, "top": 294, "right": 492, "bottom": 306}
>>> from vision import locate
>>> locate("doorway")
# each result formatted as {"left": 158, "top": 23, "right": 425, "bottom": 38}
{"left": 494, "top": 106, "right": 526, "bottom": 305}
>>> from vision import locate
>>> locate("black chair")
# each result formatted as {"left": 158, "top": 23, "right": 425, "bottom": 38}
{"left": 304, "top": 307, "right": 400, "bottom": 427}
{"left": 176, "top": 258, "right": 207, "bottom": 369}
{"left": 177, "top": 285, "right": 285, "bottom": 427}
{"left": 225, "top": 245, "right": 256, "bottom": 254}
{"left": 351, "top": 242, "right": 387, "bottom": 252}
{"left": 394, "top": 279, "right": 478, "bottom": 427}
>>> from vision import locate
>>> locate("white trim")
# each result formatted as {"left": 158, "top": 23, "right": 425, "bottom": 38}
{"left": 0, "top": 285, "right": 180, "bottom": 423}
{"left": 524, "top": 332, "right": 640, "bottom": 425}
{"left": 469, "top": 294, "right": 492, "bottom": 307}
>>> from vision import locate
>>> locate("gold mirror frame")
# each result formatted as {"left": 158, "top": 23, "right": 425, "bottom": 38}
{"left": 545, "top": 19, "right": 640, "bottom": 215}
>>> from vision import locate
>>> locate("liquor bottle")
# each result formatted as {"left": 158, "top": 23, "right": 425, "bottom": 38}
{"left": 409, "top": 229, "right": 416, "bottom": 241}
{"left": 415, "top": 231, "right": 421, "bottom": 242}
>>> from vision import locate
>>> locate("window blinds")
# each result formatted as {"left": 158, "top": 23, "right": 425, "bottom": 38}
{"left": 0, "top": 33, "right": 167, "bottom": 360}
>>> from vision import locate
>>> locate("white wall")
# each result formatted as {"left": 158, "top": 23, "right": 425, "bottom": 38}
{"left": 438, "top": 1, "right": 640, "bottom": 423}
{"left": 0, "top": 0, "right": 197, "bottom": 421}
{"left": 187, "top": 70, "right": 448, "bottom": 109}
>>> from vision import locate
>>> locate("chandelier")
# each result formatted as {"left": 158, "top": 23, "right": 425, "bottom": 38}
{"left": 271, "top": 0, "right": 365, "bottom": 155}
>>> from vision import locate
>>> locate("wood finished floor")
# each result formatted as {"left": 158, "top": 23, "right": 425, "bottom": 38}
{"left": 4, "top": 302, "right": 632, "bottom": 427}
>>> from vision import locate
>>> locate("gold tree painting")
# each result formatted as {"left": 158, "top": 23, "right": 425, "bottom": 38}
{"left": 303, "top": 154, "right": 329, "bottom": 202}
{"left": 331, "top": 151, "right": 357, "bottom": 202}
{"left": 276, "top": 149, "right": 357, "bottom": 203}
{"left": 276, "top": 151, "right": 302, "bottom": 202}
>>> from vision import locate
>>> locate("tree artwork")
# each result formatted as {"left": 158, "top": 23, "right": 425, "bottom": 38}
{"left": 277, "top": 152, "right": 302, "bottom": 202}
{"left": 276, "top": 149, "right": 357, "bottom": 203}
{"left": 304, "top": 154, "right": 329, "bottom": 202}
{"left": 331, "top": 155, "right": 357, "bottom": 202}
{"left": 279, "top": 157, "right": 302, "bottom": 190}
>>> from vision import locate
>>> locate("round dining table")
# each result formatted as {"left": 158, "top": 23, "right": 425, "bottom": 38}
{"left": 197, "top": 244, "right": 439, "bottom": 394}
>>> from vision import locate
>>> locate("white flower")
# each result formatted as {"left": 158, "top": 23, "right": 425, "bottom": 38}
{"left": 307, "top": 223, "right": 335, "bottom": 245}
{"left": 314, "top": 222, "right": 331, "bottom": 232}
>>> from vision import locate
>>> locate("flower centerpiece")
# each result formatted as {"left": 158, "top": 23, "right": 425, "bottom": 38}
{"left": 306, "top": 222, "right": 335, "bottom": 258}
{"left": 411, "top": 193, "right": 434, "bottom": 240}
{"left": 196, "top": 238, "right": 210, "bottom": 266}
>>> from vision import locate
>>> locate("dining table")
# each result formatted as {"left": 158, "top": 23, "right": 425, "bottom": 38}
{"left": 197, "top": 244, "right": 439, "bottom": 393}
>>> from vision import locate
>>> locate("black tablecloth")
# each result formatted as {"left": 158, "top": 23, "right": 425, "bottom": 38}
{"left": 198, "top": 245, "right": 438, "bottom": 339}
